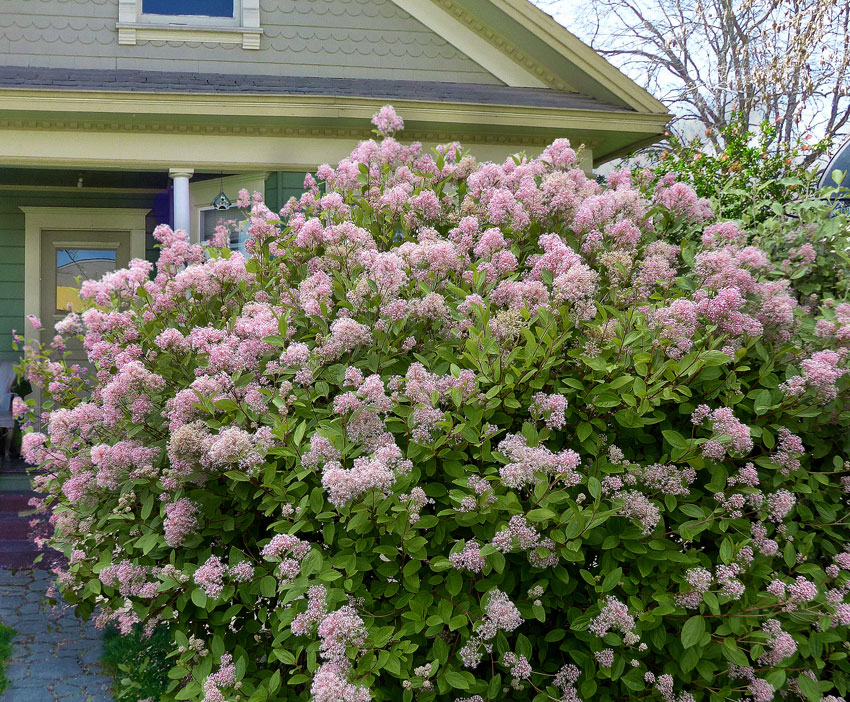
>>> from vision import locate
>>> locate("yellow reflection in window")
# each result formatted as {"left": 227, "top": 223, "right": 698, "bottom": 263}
{"left": 56, "top": 249, "right": 117, "bottom": 313}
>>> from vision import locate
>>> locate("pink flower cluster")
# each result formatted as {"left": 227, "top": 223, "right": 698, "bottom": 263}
{"left": 193, "top": 556, "right": 256, "bottom": 599}
{"left": 759, "top": 619, "right": 797, "bottom": 665}
{"left": 99, "top": 560, "right": 159, "bottom": 599}
{"left": 497, "top": 433, "right": 581, "bottom": 490}
{"left": 530, "top": 392, "right": 568, "bottom": 429}
{"left": 715, "top": 563, "right": 745, "bottom": 600}
{"left": 457, "top": 475, "right": 497, "bottom": 513}
{"left": 290, "top": 585, "right": 370, "bottom": 702}
{"left": 205, "top": 426, "right": 274, "bottom": 473}
{"left": 675, "top": 567, "right": 713, "bottom": 609}
{"left": 202, "top": 653, "right": 236, "bottom": 702}
{"left": 100, "top": 361, "right": 165, "bottom": 425}
{"left": 398, "top": 486, "right": 432, "bottom": 524}
{"left": 588, "top": 596, "right": 638, "bottom": 644}
{"left": 780, "top": 350, "right": 848, "bottom": 402}
{"left": 371, "top": 104, "right": 404, "bottom": 136}
{"left": 459, "top": 589, "right": 524, "bottom": 669}
{"left": 79, "top": 259, "right": 153, "bottom": 306}
{"left": 163, "top": 498, "right": 199, "bottom": 547}
{"left": 604, "top": 482, "right": 660, "bottom": 535}
{"left": 320, "top": 439, "right": 412, "bottom": 507}
{"left": 692, "top": 405, "right": 753, "bottom": 459}
{"left": 491, "top": 515, "right": 559, "bottom": 568}
{"left": 261, "top": 533, "right": 312, "bottom": 582}
{"left": 502, "top": 651, "right": 532, "bottom": 680}
{"left": 449, "top": 540, "right": 487, "bottom": 573}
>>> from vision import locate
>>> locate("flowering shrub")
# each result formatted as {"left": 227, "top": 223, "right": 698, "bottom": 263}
{"left": 649, "top": 116, "right": 829, "bottom": 225}
{"left": 17, "top": 106, "right": 850, "bottom": 702}
{"left": 645, "top": 116, "right": 850, "bottom": 302}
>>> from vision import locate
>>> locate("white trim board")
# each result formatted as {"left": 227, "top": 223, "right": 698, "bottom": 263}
{"left": 390, "top": 0, "right": 547, "bottom": 88}
{"left": 21, "top": 207, "right": 149, "bottom": 347}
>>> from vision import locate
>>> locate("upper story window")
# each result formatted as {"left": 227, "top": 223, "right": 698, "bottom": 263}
{"left": 117, "top": 0, "right": 261, "bottom": 49}
{"left": 142, "top": 0, "right": 235, "bottom": 17}
{"left": 140, "top": 0, "right": 237, "bottom": 25}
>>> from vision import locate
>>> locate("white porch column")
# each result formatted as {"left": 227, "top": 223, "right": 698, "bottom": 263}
{"left": 169, "top": 167, "right": 194, "bottom": 235}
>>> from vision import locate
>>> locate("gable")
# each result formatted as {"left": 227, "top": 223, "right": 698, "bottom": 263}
{"left": 390, "top": 0, "right": 668, "bottom": 113}
{"left": 0, "top": 0, "right": 501, "bottom": 84}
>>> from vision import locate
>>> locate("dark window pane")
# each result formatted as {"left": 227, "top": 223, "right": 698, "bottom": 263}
{"left": 142, "top": 0, "right": 234, "bottom": 17}
{"left": 56, "top": 249, "right": 117, "bottom": 313}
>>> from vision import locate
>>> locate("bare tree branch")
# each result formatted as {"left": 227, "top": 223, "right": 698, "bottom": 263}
{"left": 534, "top": 0, "right": 850, "bottom": 157}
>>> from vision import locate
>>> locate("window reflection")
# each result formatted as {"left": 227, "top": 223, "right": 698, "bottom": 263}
{"left": 201, "top": 208, "right": 251, "bottom": 257}
{"left": 56, "top": 249, "right": 116, "bottom": 312}
{"left": 142, "top": 0, "right": 234, "bottom": 17}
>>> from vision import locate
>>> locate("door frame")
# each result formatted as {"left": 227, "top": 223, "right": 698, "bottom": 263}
{"left": 21, "top": 207, "right": 149, "bottom": 347}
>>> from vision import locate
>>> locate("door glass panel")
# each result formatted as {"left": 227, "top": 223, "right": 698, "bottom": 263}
{"left": 56, "top": 249, "right": 117, "bottom": 313}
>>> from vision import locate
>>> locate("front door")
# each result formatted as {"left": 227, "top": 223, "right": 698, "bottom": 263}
{"left": 39, "top": 230, "right": 130, "bottom": 362}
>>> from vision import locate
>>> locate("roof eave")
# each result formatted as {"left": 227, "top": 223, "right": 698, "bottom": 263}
{"left": 466, "top": 0, "right": 668, "bottom": 114}
{"left": 0, "top": 86, "right": 670, "bottom": 163}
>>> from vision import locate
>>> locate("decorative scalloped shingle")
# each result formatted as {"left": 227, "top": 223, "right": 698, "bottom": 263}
{"left": 0, "top": 0, "right": 500, "bottom": 83}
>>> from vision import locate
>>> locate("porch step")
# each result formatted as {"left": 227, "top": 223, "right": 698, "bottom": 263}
{"left": 0, "top": 473, "right": 33, "bottom": 493}
{"left": 0, "top": 492, "right": 35, "bottom": 513}
{"left": 0, "top": 517, "right": 32, "bottom": 540}
{"left": 0, "top": 456, "right": 29, "bottom": 475}
{"left": 0, "top": 464, "right": 59, "bottom": 569}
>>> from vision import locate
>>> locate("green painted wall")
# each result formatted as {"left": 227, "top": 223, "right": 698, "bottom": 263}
{"left": 264, "top": 171, "right": 310, "bottom": 214}
{"left": 0, "top": 1, "right": 498, "bottom": 84}
{"left": 0, "top": 174, "right": 302, "bottom": 362}
{"left": 0, "top": 190, "right": 157, "bottom": 362}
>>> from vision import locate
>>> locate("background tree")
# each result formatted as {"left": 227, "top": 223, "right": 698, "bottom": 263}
{"left": 535, "top": 0, "right": 850, "bottom": 165}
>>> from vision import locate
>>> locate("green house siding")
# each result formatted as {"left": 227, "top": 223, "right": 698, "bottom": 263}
{"left": 0, "top": 0, "right": 497, "bottom": 85}
{"left": 0, "top": 190, "right": 157, "bottom": 362}
{"left": 0, "top": 177, "right": 305, "bottom": 362}
{"left": 264, "top": 172, "right": 309, "bottom": 214}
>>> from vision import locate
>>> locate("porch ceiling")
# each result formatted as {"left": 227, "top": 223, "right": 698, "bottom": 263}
{"left": 0, "top": 168, "right": 236, "bottom": 189}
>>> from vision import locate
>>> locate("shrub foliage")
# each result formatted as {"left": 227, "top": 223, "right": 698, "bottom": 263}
{"left": 648, "top": 116, "right": 829, "bottom": 225}
{"left": 646, "top": 116, "right": 850, "bottom": 302}
{"left": 17, "top": 107, "right": 850, "bottom": 702}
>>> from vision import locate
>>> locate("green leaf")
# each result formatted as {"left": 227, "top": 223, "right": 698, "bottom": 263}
{"left": 587, "top": 477, "right": 601, "bottom": 500}
{"left": 293, "top": 421, "right": 307, "bottom": 446}
{"left": 259, "top": 575, "right": 277, "bottom": 598}
{"left": 702, "top": 350, "right": 731, "bottom": 366}
{"left": 662, "top": 430, "right": 689, "bottom": 450}
{"left": 141, "top": 492, "right": 154, "bottom": 521}
{"left": 577, "top": 422, "right": 593, "bottom": 442}
{"left": 310, "top": 487, "right": 325, "bottom": 514}
{"left": 487, "top": 673, "right": 502, "bottom": 699}
{"left": 602, "top": 567, "right": 622, "bottom": 592}
{"left": 444, "top": 671, "right": 469, "bottom": 690}
{"left": 753, "top": 389, "right": 772, "bottom": 415}
{"left": 526, "top": 508, "right": 556, "bottom": 522}
{"left": 797, "top": 673, "right": 819, "bottom": 702}
{"left": 681, "top": 615, "right": 706, "bottom": 648}
{"left": 446, "top": 570, "right": 462, "bottom": 596}
{"left": 191, "top": 588, "right": 208, "bottom": 608}
{"left": 723, "top": 636, "right": 750, "bottom": 668}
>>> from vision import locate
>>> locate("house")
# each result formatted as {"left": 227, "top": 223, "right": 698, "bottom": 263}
{"left": 0, "top": 0, "right": 670, "bottom": 360}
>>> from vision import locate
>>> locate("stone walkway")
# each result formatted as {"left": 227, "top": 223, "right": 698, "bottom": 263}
{"left": 0, "top": 569, "right": 113, "bottom": 702}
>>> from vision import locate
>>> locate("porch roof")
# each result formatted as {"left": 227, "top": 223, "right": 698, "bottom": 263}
{"left": 0, "top": 66, "right": 627, "bottom": 113}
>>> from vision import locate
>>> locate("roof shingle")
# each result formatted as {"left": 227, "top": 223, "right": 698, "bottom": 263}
{"left": 0, "top": 66, "right": 630, "bottom": 112}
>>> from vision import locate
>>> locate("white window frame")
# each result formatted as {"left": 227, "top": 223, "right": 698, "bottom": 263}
{"left": 199, "top": 207, "right": 252, "bottom": 256}
{"left": 117, "top": 0, "right": 262, "bottom": 49}
{"left": 188, "top": 172, "right": 268, "bottom": 245}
